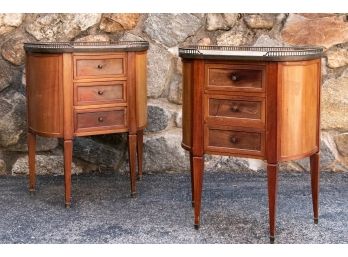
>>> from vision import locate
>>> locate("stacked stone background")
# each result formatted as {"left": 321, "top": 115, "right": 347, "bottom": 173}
{"left": 0, "top": 13, "right": 347, "bottom": 176}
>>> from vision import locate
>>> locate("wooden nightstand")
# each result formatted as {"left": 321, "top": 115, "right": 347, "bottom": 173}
{"left": 24, "top": 41, "right": 149, "bottom": 207}
{"left": 179, "top": 45, "right": 323, "bottom": 242}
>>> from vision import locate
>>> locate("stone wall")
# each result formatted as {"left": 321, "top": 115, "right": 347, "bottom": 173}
{"left": 0, "top": 13, "right": 347, "bottom": 176}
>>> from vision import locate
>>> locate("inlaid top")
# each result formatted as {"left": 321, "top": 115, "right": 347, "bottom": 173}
{"left": 179, "top": 45, "right": 323, "bottom": 61}
{"left": 24, "top": 41, "right": 149, "bottom": 53}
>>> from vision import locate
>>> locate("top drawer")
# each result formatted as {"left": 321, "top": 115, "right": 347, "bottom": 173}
{"left": 74, "top": 53, "right": 126, "bottom": 79}
{"left": 205, "top": 64, "right": 265, "bottom": 92}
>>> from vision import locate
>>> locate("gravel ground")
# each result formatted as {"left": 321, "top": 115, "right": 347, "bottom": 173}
{"left": 0, "top": 171, "right": 347, "bottom": 244}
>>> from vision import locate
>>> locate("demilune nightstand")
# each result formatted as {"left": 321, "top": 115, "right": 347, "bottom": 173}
{"left": 25, "top": 41, "right": 149, "bottom": 207}
{"left": 179, "top": 45, "right": 323, "bottom": 242}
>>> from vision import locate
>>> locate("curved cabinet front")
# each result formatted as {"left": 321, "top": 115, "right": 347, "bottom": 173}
{"left": 278, "top": 60, "right": 321, "bottom": 161}
{"left": 26, "top": 54, "right": 63, "bottom": 137}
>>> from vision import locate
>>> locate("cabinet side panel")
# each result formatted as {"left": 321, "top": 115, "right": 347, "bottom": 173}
{"left": 26, "top": 53, "right": 63, "bottom": 136}
{"left": 135, "top": 51, "right": 147, "bottom": 129}
{"left": 279, "top": 60, "right": 320, "bottom": 160}
{"left": 182, "top": 61, "right": 193, "bottom": 149}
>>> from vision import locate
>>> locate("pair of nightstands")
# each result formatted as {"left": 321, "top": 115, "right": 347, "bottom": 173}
{"left": 25, "top": 42, "right": 323, "bottom": 242}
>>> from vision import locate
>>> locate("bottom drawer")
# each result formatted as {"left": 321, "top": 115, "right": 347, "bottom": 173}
{"left": 74, "top": 107, "right": 127, "bottom": 133}
{"left": 205, "top": 126, "right": 264, "bottom": 157}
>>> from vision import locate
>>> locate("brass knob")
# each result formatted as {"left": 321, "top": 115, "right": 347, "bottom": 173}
{"left": 230, "top": 137, "right": 238, "bottom": 144}
{"left": 98, "top": 117, "right": 104, "bottom": 122}
{"left": 231, "top": 74, "right": 238, "bottom": 81}
{"left": 231, "top": 105, "right": 239, "bottom": 112}
{"left": 97, "top": 64, "right": 103, "bottom": 69}
{"left": 98, "top": 90, "right": 104, "bottom": 95}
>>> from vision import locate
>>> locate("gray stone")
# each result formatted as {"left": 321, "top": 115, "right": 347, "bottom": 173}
{"left": 167, "top": 72, "right": 182, "bottom": 105}
{"left": 0, "top": 59, "right": 16, "bottom": 92}
{"left": 217, "top": 26, "right": 254, "bottom": 46}
{"left": 144, "top": 14, "right": 201, "bottom": 47}
{"left": 73, "top": 136, "right": 127, "bottom": 169}
{"left": 253, "top": 35, "right": 284, "bottom": 47}
{"left": 12, "top": 154, "right": 83, "bottom": 175}
{"left": 197, "top": 37, "right": 212, "bottom": 46}
{"left": 26, "top": 13, "right": 101, "bottom": 41}
{"left": 75, "top": 34, "right": 110, "bottom": 42}
{"left": 244, "top": 14, "right": 275, "bottom": 29}
{"left": 206, "top": 14, "right": 239, "bottom": 31}
{"left": 6, "top": 135, "right": 58, "bottom": 152}
{"left": 145, "top": 105, "right": 169, "bottom": 132}
{"left": 146, "top": 98, "right": 181, "bottom": 130}
{"left": 296, "top": 133, "right": 336, "bottom": 172}
{"left": 1, "top": 35, "right": 28, "bottom": 66}
{"left": 223, "top": 14, "right": 239, "bottom": 27}
{"left": 0, "top": 14, "right": 24, "bottom": 35}
{"left": 174, "top": 111, "right": 182, "bottom": 128}
{"left": 99, "top": 14, "right": 140, "bottom": 32}
{"left": 206, "top": 14, "right": 229, "bottom": 31}
{"left": 0, "top": 90, "right": 26, "bottom": 147}
{"left": 334, "top": 133, "right": 348, "bottom": 157}
{"left": 205, "top": 155, "right": 253, "bottom": 173}
{"left": 0, "top": 159, "right": 5, "bottom": 175}
{"left": 147, "top": 43, "right": 173, "bottom": 98}
{"left": 326, "top": 47, "right": 348, "bottom": 69}
{"left": 142, "top": 128, "right": 189, "bottom": 172}
{"left": 321, "top": 69, "right": 348, "bottom": 130}
{"left": 120, "top": 32, "right": 145, "bottom": 42}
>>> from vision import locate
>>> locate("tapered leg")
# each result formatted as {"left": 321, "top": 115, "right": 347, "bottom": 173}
{"left": 193, "top": 156, "right": 204, "bottom": 229}
{"left": 136, "top": 130, "right": 144, "bottom": 180}
{"left": 28, "top": 132, "right": 36, "bottom": 193}
{"left": 64, "top": 140, "right": 72, "bottom": 208}
{"left": 310, "top": 152, "right": 320, "bottom": 224}
{"left": 190, "top": 152, "right": 194, "bottom": 207}
{"left": 128, "top": 134, "right": 137, "bottom": 197}
{"left": 267, "top": 163, "right": 278, "bottom": 243}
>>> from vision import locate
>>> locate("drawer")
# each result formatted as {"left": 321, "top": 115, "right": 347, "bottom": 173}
{"left": 206, "top": 64, "right": 265, "bottom": 92}
{"left": 74, "top": 54, "right": 126, "bottom": 79}
{"left": 205, "top": 95, "right": 265, "bottom": 128}
{"left": 205, "top": 126, "right": 264, "bottom": 156}
{"left": 74, "top": 107, "right": 127, "bottom": 133}
{"left": 74, "top": 81, "right": 126, "bottom": 106}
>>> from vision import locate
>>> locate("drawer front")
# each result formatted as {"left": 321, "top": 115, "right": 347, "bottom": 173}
{"left": 205, "top": 95, "right": 265, "bottom": 129}
{"left": 74, "top": 81, "right": 126, "bottom": 106}
{"left": 206, "top": 64, "right": 265, "bottom": 92}
{"left": 205, "top": 127, "right": 264, "bottom": 156}
{"left": 74, "top": 54, "right": 126, "bottom": 79}
{"left": 208, "top": 97, "right": 262, "bottom": 120}
{"left": 75, "top": 108, "right": 127, "bottom": 132}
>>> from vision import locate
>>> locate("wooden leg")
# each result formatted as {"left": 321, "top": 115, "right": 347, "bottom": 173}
{"left": 136, "top": 129, "right": 144, "bottom": 180}
{"left": 310, "top": 152, "right": 320, "bottom": 224}
{"left": 190, "top": 152, "right": 194, "bottom": 207}
{"left": 128, "top": 134, "right": 137, "bottom": 197}
{"left": 64, "top": 140, "right": 72, "bottom": 208}
{"left": 193, "top": 156, "right": 204, "bottom": 229}
{"left": 28, "top": 132, "right": 36, "bottom": 193}
{"left": 267, "top": 163, "right": 278, "bottom": 243}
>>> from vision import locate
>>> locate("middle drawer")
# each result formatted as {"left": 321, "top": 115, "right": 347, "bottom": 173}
{"left": 204, "top": 94, "right": 265, "bottom": 129}
{"left": 74, "top": 81, "right": 127, "bottom": 106}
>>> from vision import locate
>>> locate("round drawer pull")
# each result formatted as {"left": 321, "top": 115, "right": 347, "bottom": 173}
{"left": 231, "top": 74, "right": 238, "bottom": 81}
{"left": 97, "top": 90, "right": 104, "bottom": 95}
{"left": 230, "top": 137, "right": 238, "bottom": 144}
{"left": 98, "top": 117, "right": 104, "bottom": 122}
{"left": 231, "top": 105, "right": 239, "bottom": 112}
{"left": 97, "top": 64, "right": 103, "bottom": 69}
